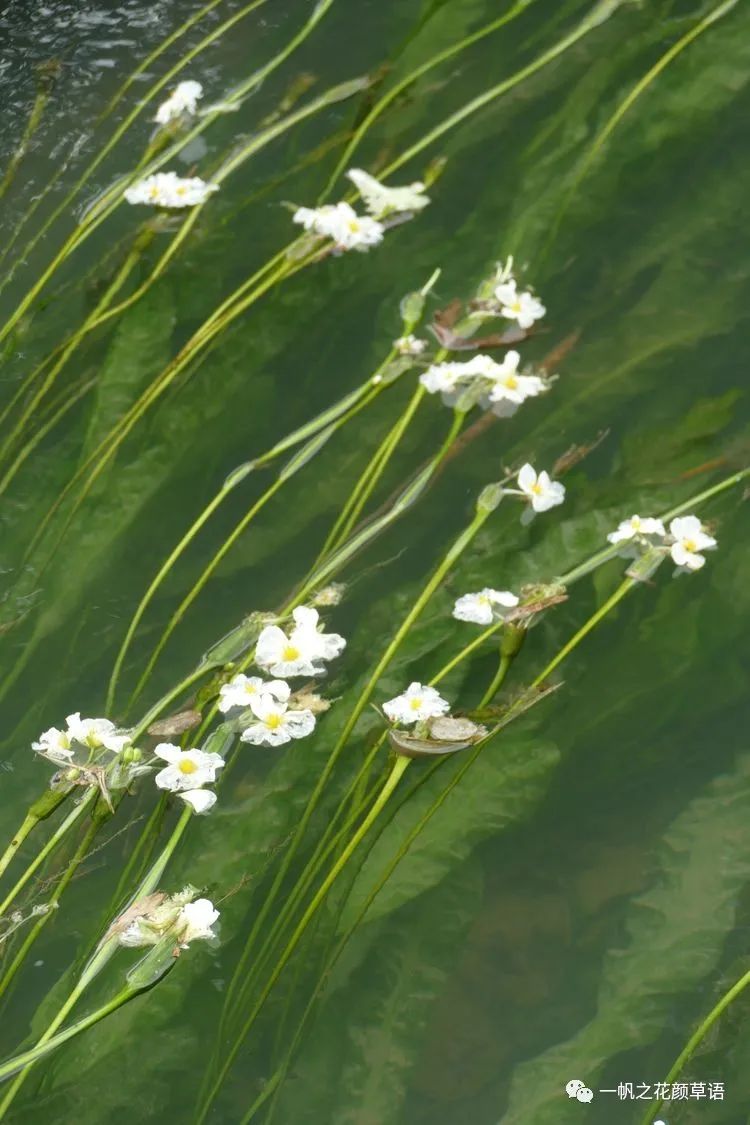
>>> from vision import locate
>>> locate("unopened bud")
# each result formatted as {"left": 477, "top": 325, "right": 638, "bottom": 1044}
{"left": 476, "top": 483, "right": 504, "bottom": 514}
{"left": 500, "top": 624, "right": 526, "bottom": 659}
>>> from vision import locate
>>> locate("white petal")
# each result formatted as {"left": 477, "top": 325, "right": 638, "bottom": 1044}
{"left": 180, "top": 789, "right": 217, "bottom": 814}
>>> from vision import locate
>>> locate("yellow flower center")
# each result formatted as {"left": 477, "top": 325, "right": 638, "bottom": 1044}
{"left": 282, "top": 644, "right": 300, "bottom": 662}
{"left": 265, "top": 713, "right": 283, "bottom": 730}
{"left": 683, "top": 538, "right": 697, "bottom": 552}
{"left": 503, "top": 374, "right": 519, "bottom": 389}
{"left": 530, "top": 482, "right": 543, "bottom": 495}
{"left": 347, "top": 220, "right": 360, "bottom": 232}
{"left": 178, "top": 759, "right": 198, "bottom": 774}
{"left": 176, "top": 185, "right": 187, "bottom": 196}
{"left": 409, "top": 697, "right": 423, "bottom": 711}
{"left": 511, "top": 300, "right": 522, "bottom": 314}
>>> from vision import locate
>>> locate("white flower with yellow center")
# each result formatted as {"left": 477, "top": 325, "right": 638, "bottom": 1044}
{"left": 153, "top": 743, "right": 225, "bottom": 793}
{"left": 217, "top": 674, "right": 290, "bottom": 714}
{"left": 255, "top": 606, "right": 346, "bottom": 677}
{"left": 494, "top": 280, "right": 546, "bottom": 329}
{"left": 124, "top": 171, "right": 218, "bottom": 208}
{"left": 32, "top": 726, "right": 74, "bottom": 763}
{"left": 154, "top": 80, "right": 203, "bottom": 125}
{"left": 516, "top": 463, "right": 565, "bottom": 513}
{"left": 668, "top": 515, "right": 717, "bottom": 571}
{"left": 487, "top": 349, "right": 546, "bottom": 409}
{"left": 292, "top": 202, "right": 384, "bottom": 252}
{"left": 65, "top": 713, "right": 131, "bottom": 753}
{"left": 419, "top": 354, "right": 495, "bottom": 397}
{"left": 346, "top": 168, "right": 430, "bottom": 218}
{"left": 240, "top": 694, "right": 316, "bottom": 747}
{"left": 394, "top": 334, "right": 427, "bottom": 357}
{"left": 382, "top": 682, "right": 450, "bottom": 726}
{"left": 453, "top": 588, "right": 519, "bottom": 626}
{"left": 607, "top": 514, "right": 666, "bottom": 544}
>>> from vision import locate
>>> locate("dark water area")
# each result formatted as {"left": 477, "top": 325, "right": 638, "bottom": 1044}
{"left": 1, "top": 1, "right": 750, "bottom": 1122}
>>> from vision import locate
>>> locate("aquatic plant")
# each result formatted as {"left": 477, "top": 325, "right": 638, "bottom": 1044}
{"left": 0, "top": 0, "right": 748, "bottom": 1121}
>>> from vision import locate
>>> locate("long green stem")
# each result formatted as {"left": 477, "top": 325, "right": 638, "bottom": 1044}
{"left": 0, "top": 816, "right": 37, "bottom": 884}
{"left": 0, "top": 791, "right": 96, "bottom": 922}
{"left": 196, "top": 755, "right": 411, "bottom": 1123}
{"left": 0, "top": 81, "right": 53, "bottom": 201}
{"left": 0, "top": 804, "right": 193, "bottom": 1115}
{"left": 0, "top": 817, "right": 100, "bottom": 1005}
{"left": 642, "top": 967, "right": 750, "bottom": 1125}
{"left": 316, "top": 384, "right": 425, "bottom": 563}
{"left": 320, "top": 0, "right": 532, "bottom": 198}
{"left": 0, "top": 986, "right": 135, "bottom": 1087}
{"left": 0, "top": 244, "right": 144, "bottom": 479}
{"left": 541, "top": 0, "right": 740, "bottom": 264}
{"left": 114, "top": 376, "right": 385, "bottom": 714}
{"left": 379, "top": 0, "right": 626, "bottom": 184}
{"left": 479, "top": 653, "right": 514, "bottom": 709}
{"left": 0, "top": 0, "right": 335, "bottom": 347}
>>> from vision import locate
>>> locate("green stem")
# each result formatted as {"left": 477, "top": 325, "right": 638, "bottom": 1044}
{"left": 479, "top": 653, "right": 514, "bottom": 709}
{"left": 0, "top": 805, "right": 193, "bottom": 1115}
{"left": 316, "top": 383, "right": 425, "bottom": 563}
{"left": 641, "top": 967, "right": 750, "bottom": 1125}
{"left": 0, "top": 816, "right": 37, "bottom": 884}
{"left": 0, "top": 83, "right": 52, "bottom": 201}
{"left": 0, "top": 985, "right": 135, "bottom": 1087}
{"left": 0, "top": 817, "right": 100, "bottom": 1005}
{"left": 196, "top": 755, "right": 411, "bottom": 1124}
{"left": 0, "top": 791, "right": 96, "bottom": 921}
{"left": 319, "top": 0, "right": 531, "bottom": 198}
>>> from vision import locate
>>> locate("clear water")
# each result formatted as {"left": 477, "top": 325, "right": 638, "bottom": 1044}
{"left": 1, "top": 1, "right": 750, "bottom": 1122}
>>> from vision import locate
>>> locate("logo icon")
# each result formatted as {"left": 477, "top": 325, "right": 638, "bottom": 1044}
{"left": 565, "top": 1079, "right": 594, "bottom": 1103}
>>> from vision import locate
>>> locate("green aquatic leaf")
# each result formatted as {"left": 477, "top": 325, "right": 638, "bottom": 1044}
{"left": 501, "top": 750, "right": 750, "bottom": 1124}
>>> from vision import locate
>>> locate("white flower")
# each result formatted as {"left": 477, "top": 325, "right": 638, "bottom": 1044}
{"left": 346, "top": 168, "right": 430, "bottom": 218}
{"left": 153, "top": 743, "right": 225, "bottom": 793}
{"left": 419, "top": 354, "right": 495, "bottom": 396}
{"left": 452, "top": 588, "right": 519, "bottom": 626}
{"left": 607, "top": 515, "right": 666, "bottom": 544}
{"left": 240, "top": 693, "right": 316, "bottom": 747}
{"left": 217, "top": 674, "right": 290, "bottom": 714}
{"left": 255, "top": 606, "right": 346, "bottom": 677}
{"left": 179, "top": 789, "right": 217, "bottom": 815}
{"left": 65, "top": 713, "right": 131, "bottom": 753}
{"left": 668, "top": 515, "right": 717, "bottom": 571}
{"left": 516, "top": 463, "right": 565, "bottom": 513}
{"left": 292, "top": 202, "right": 384, "bottom": 252}
{"left": 124, "top": 171, "right": 218, "bottom": 208}
{"left": 118, "top": 888, "right": 217, "bottom": 948}
{"left": 154, "top": 80, "right": 203, "bottom": 125}
{"left": 394, "top": 334, "right": 427, "bottom": 357}
{"left": 32, "top": 726, "right": 74, "bottom": 763}
{"left": 494, "top": 280, "right": 546, "bottom": 329}
{"left": 382, "top": 682, "right": 450, "bottom": 726}
{"left": 175, "top": 897, "right": 219, "bottom": 946}
{"left": 487, "top": 350, "right": 546, "bottom": 408}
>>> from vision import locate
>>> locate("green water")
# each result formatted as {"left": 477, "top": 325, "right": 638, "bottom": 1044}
{"left": 1, "top": 0, "right": 750, "bottom": 1121}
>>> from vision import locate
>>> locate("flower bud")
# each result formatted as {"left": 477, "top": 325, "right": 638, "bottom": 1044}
{"left": 500, "top": 624, "right": 526, "bottom": 659}
{"left": 476, "top": 483, "right": 504, "bottom": 514}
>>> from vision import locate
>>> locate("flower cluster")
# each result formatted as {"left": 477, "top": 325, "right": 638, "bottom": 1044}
{"left": 420, "top": 351, "right": 548, "bottom": 417}
{"left": 478, "top": 257, "right": 546, "bottom": 330}
{"left": 292, "top": 168, "right": 430, "bottom": 253}
{"left": 32, "top": 713, "right": 131, "bottom": 764}
{"left": 607, "top": 512, "right": 717, "bottom": 572}
{"left": 453, "top": 588, "right": 519, "bottom": 626}
{"left": 115, "top": 885, "right": 219, "bottom": 949}
{"left": 154, "top": 79, "right": 203, "bottom": 125}
{"left": 214, "top": 605, "right": 346, "bottom": 750}
{"left": 124, "top": 172, "right": 218, "bottom": 209}
{"left": 153, "top": 744, "right": 224, "bottom": 814}
{"left": 394, "top": 334, "right": 427, "bottom": 357}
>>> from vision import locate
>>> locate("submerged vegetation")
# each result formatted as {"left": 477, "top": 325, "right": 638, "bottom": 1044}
{"left": 1, "top": 0, "right": 749, "bottom": 1121}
